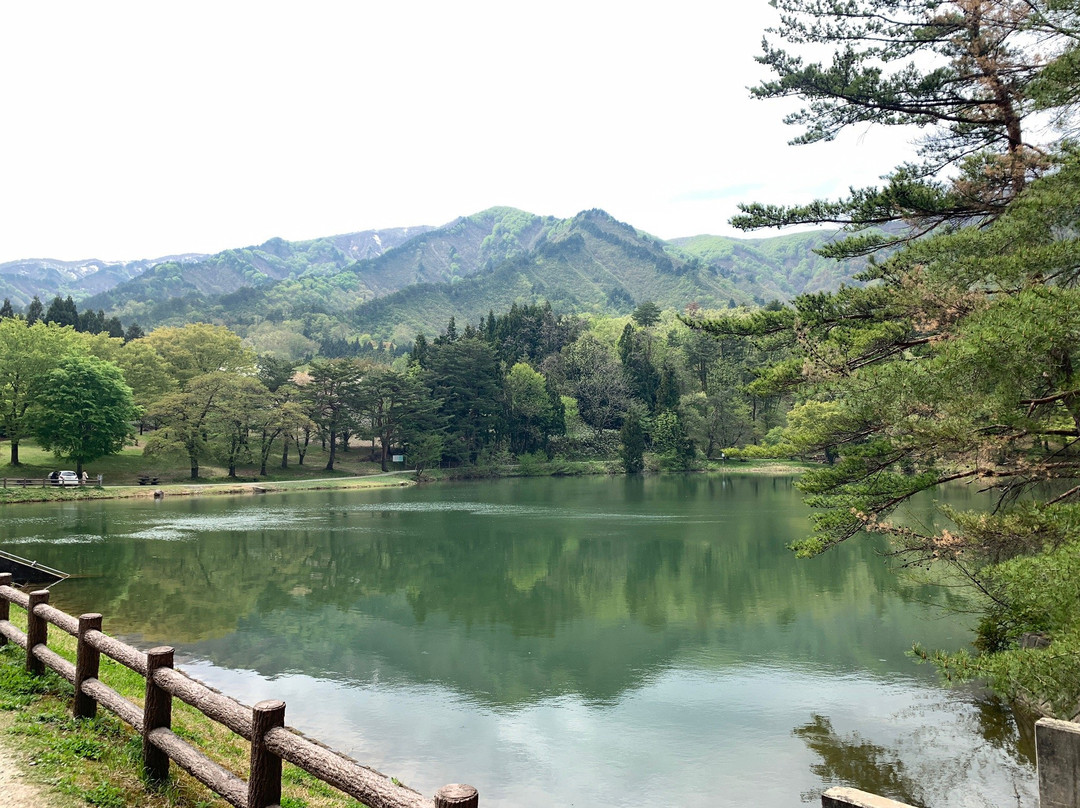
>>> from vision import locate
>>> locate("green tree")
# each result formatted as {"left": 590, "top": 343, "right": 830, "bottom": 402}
{"left": 618, "top": 323, "right": 660, "bottom": 411}
{"left": 144, "top": 372, "right": 239, "bottom": 479}
{"left": 24, "top": 296, "right": 43, "bottom": 325}
{"left": 652, "top": 409, "right": 695, "bottom": 471}
{"left": 709, "top": 111, "right": 1080, "bottom": 709}
{"left": 32, "top": 355, "right": 138, "bottom": 475}
{"left": 257, "top": 355, "right": 297, "bottom": 393}
{"left": 561, "top": 333, "right": 631, "bottom": 436}
{"left": 305, "top": 358, "right": 364, "bottom": 471}
{"left": 631, "top": 301, "right": 662, "bottom": 329}
{"left": 407, "top": 432, "right": 445, "bottom": 480}
{"left": 0, "top": 319, "right": 85, "bottom": 464}
{"left": 681, "top": 327, "right": 723, "bottom": 394}
{"left": 205, "top": 375, "right": 268, "bottom": 477}
{"left": 45, "top": 295, "right": 79, "bottom": 328}
{"left": 144, "top": 323, "right": 255, "bottom": 385}
{"left": 423, "top": 337, "right": 503, "bottom": 463}
{"left": 619, "top": 413, "right": 646, "bottom": 473}
{"left": 0, "top": 299, "right": 13, "bottom": 319}
{"left": 503, "top": 362, "right": 562, "bottom": 456}
{"left": 353, "top": 366, "right": 441, "bottom": 472}
{"left": 112, "top": 339, "right": 176, "bottom": 435}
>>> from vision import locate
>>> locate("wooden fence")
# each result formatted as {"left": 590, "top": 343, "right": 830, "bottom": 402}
{"left": 0, "top": 574, "right": 478, "bottom": 808}
{"left": 1, "top": 475, "right": 103, "bottom": 488}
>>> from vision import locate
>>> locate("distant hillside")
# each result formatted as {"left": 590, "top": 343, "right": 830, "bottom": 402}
{"left": 0, "top": 254, "right": 205, "bottom": 308}
{"left": 346, "top": 212, "right": 862, "bottom": 342}
{"left": 7, "top": 208, "right": 864, "bottom": 351}
{"left": 80, "top": 226, "right": 432, "bottom": 321}
{"left": 670, "top": 230, "right": 856, "bottom": 298}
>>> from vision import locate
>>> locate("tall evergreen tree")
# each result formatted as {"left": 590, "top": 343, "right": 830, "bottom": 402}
{"left": 24, "top": 296, "right": 43, "bottom": 325}
{"left": 735, "top": 0, "right": 1080, "bottom": 257}
{"left": 45, "top": 295, "right": 79, "bottom": 328}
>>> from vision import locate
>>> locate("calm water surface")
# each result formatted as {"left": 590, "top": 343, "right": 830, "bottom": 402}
{"left": 1, "top": 476, "right": 1035, "bottom": 807}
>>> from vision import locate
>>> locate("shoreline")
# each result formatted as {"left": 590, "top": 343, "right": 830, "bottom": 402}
{"left": 0, "top": 460, "right": 810, "bottom": 506}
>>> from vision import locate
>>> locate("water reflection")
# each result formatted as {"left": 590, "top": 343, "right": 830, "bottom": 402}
{"left": 0, "top": 475, "right": 1037, "bottom": 807}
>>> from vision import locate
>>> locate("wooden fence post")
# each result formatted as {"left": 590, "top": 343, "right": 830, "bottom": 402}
{"left": 0, "top": 572, "right": 10, "bottom": 648}
{"left": 1037, "top": 717, "right": 1080, "bottom": 808}
{"left": 248, "top": 699, "right": 286, "bottom": 808}
{"left": 26, "top": 589, "right": 49, "bottom": 675}
{"left": 435, "top": 784, "right": 479, "bottom": 808}
{"left": 143, "top": 646, "right": 174, "bottom": 784}
{"left": 74, "top": 613, "right": 103, "bottom": 719}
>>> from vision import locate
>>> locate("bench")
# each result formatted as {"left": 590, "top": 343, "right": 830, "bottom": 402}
{"left": 137, "top": 476, "right": 160, "bottom": 486}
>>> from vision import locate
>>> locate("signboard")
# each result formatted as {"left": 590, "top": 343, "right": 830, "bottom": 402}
{"left": 392, "top": 454, "right": 405, "bottom": 463}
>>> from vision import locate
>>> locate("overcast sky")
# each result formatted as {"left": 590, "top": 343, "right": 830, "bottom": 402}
{"left": 0, "top": 1, "right": 916, "bottom": 264}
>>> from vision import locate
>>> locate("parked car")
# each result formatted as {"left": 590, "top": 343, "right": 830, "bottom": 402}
{"left": 57, "top": 470, "right": 80, "bottom": 487}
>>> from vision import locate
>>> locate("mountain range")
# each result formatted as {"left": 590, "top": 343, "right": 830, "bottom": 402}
{"left": 3, "top": 207, "right": 861, "bottom": 348}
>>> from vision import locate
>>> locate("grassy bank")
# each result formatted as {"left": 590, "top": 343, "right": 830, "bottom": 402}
{"left": 0, "top": 439, "right": 811, "bottom": 506}
{"left": 0, "top": 441, "right": 415, "bottom": 505}
{"left": 0, "top": 607, "right": 374, "bottom": 808}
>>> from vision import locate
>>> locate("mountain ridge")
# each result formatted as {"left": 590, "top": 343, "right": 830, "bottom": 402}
{"left": 6, "top": 208, "right": 862, "bottom": 352}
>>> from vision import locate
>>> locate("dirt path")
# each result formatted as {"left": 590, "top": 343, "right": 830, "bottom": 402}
{"left": 0, "top": 713, "right": 50, "bottom": 808}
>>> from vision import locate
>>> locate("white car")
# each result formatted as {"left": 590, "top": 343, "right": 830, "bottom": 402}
{"left": 57, "top": 471, "right": 80, "bottom": 487}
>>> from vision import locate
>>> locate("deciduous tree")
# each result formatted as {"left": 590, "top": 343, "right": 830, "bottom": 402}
{"left": 33, "top": 355, "right": 138, "bottom": 475}
{"left": 0, "top": 319, "right": 84, "bottom": 464}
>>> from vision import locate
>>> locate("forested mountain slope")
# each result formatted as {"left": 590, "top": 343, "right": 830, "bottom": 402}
{"left": 81, "top": 226, "right": 431, "bottom": 321}
{"left": 344, "top": 211, "right": 861, "bottom": 342}
{"left": 0, "top": 255, "right": 205, "bottom": 308}
{"left": 11, "top": 208, "right": 862, "bottom": 346}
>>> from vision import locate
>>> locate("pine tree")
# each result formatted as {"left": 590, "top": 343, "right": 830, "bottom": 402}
{"left": 735, "top": 0, "right": 1080, "bottom": 257}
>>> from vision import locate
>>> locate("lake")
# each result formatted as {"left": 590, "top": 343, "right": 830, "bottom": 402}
{"left": 0, "top": 475, "right": 1036, "bottom": 807}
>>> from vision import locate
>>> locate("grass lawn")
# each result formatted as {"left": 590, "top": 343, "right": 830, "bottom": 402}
{"left": 0, "top": 606, "right": 368, "bottom": 808}
{"left": 0, "top": 439, "right": 414, "bottom": 504}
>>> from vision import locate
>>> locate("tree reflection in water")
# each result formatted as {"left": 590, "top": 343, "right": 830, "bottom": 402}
{"left": 796, "top": 695, "right": 1035, "bottom": 807}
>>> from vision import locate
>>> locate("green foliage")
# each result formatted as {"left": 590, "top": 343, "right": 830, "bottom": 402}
{"left": 422, "top": 337, "right": 503, "bottom": 464}
{"left": 33, "top": 354, "right": 139, "bottom": 474}
{"left": 914, "top": 530, "right": 1080, "bottom": 717}
{"left": 710, "top": 0, "right": 1080, "bottom": 715}
{"left": 503, "top": 362, "right": 563, "bottom": 456}
{"left": 619, "top": 415, "right": 646, "bottom": 473}
{"left": 0, "top": 319, "right": 88, "bottom": 464}
{"left": 651, "top": 410, "right": 696, "bottom": 471}
{"left": 735, "top": 0, "right": 1078, "bottom": 257}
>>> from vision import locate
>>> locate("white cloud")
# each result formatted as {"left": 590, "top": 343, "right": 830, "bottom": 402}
{"left": 0, "top": 1, "right": 917, "bottom": 263}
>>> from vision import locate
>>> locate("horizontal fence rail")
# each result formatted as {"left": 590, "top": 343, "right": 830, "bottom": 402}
{"left": 1, "top": 475, "right": 103, "bottom": 489}
{"left": 0, "top": 573, "right": 478, "bottom": 808}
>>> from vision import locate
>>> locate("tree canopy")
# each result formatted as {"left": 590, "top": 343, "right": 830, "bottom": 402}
{"left": 32, "top": 354, "right": 138, "bottom": 475}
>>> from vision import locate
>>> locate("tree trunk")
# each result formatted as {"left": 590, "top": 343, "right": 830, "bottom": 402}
{"left": 190, "top": 460, "right": 199, "bottom": 480}
{"left": 281, "top": 439, "right": 289, "bottom": 469}
{"left": 9, "top": 440, "right": 19, "bottom": 466}
{"left": 325, "top": 426, "right": 337, "bottom": 471}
